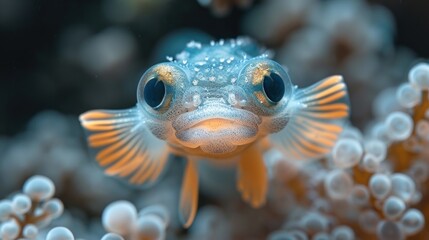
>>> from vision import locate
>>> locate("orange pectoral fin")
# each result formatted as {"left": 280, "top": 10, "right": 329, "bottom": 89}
{"left": 237, "top": 144, "right": 268, "bottom": 208}
{"left": 79, "top": 108, "right": 169, "bottom": 187}
{"left": 271, "top": 75, "right": 350, "bottom": 160}
{"left": 179, "top": 159, "right": 199, "bottom": 228}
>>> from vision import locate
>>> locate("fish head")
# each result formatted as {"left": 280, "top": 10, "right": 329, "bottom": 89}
{"left": 137, "top": 57, "right": 294, "bottom": 157}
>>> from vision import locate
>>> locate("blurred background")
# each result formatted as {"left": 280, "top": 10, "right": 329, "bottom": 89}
{"left": 0, "top": 0, "right": 428, "bottom": 135}
{"left": 1, "top": 0, "right": 429, "bottom": 239}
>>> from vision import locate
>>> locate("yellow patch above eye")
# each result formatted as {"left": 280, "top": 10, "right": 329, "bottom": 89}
{"left": 251, "top": 63, "right": 270, "bottom": 85}
{"left": 154, "top": 65, "right": 175, "bottom": 84}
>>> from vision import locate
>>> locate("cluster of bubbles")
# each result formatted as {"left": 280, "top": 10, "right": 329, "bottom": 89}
{"left": 44, "top": 200, "right": 171, "bottom": 240}
{"left": 0, "top": 175, "right": 63, "bottom": 239}
{"left": 101, "top": 201, "right": 169, "bottom": 240}
{"left": 0, "top": 175, "right": 172, "bottom": 240}
{"left": 263, "top": 62, "right": 429, "bottom": 240}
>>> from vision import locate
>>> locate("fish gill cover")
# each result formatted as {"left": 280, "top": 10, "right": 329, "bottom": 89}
{"left": 0, "top": 0, "right": 429, "bottom": 239}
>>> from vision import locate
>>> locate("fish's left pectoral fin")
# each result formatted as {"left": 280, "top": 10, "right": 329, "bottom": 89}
{"left": 237, "top": 145, "right": 268, "bottom": 208}
{"left": 79, "top": 107, "right": 169, "bottom": 186}
{"left": 179, "top": 159, "right": 199, "bottom": 228}
{"left": 271, "top": 75, "right": 350, "bottom": 160}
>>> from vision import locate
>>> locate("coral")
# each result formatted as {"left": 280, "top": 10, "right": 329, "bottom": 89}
{"left": 54, "top": 201, "right": 171, "bottom": 240}
{"left": 257, "top": 62, "right": 429, "bottom": 240}
{"left": 2, "top": 0, "right": 429, "bottom": 239}
{"left": 0, "top": 175, "right": 64, "bottom": 239}
{"left": 101, "top": 201, "right": 170, "bottom": 240}
{"left": 0, "top": 175, "right": 172, "bottom": 240}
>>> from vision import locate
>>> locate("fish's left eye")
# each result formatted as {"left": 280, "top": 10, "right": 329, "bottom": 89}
{"left": 237, "top": 59, "right": 293, "bottom": 111}
{"left": 263, "top": 72, "right": 285, "bottom": 103}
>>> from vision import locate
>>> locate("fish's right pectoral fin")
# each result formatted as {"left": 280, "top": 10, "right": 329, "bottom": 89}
{"left": 79, "top": 107, "right": 169, "bottom": 186}
{"left": 179, "top": 159, "right": 199, "bottom": 228}
{"left": 271, "top": 75, "right": 350, "bottom": 160}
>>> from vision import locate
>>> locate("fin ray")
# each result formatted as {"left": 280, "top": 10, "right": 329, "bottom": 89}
{"left": 79, "top": 107, "right": 169, "bottom": 186}
{"left": 271, "top": 75, "right": 349, "bottom": 160}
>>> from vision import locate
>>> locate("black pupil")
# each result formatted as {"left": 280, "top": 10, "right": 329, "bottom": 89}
{"left": 263, "top": 72, "right": 285, "bottom": 103}
{"left": 144, "top": 78, "right": 166, "bottom": 108}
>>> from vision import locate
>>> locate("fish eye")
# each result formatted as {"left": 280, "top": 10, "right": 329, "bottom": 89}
{"left": 262, "top": 72, "right": 285, "bottom": 103}
{"left": 237, "top": 59, "right": 292, "bottom": 110}
{"left": 143, "top": 77, "right": 166, "bottom": 109}
{"left": 137, "top": 63, "right": 188, "bottom": 114}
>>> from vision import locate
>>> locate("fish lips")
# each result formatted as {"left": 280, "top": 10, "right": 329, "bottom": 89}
{"left": 172, "top": 104, "right": 261, "bottom": 148}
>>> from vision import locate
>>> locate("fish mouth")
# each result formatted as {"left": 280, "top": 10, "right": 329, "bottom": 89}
{"left": 172, "top": 104, "right": 261, "bottom": 151}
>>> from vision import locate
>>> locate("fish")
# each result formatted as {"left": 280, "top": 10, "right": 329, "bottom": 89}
{"left": 79, "top": 38, "right": 349, "bottom": 228}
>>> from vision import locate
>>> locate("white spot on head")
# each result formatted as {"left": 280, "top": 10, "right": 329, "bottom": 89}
{"left": 187, "top": 41, "right": 202, "bottom": 49}
{"left": 193, "top": 94, "right": 202, "bottom": 107}
{"left": 228, "top": 93, "right": 237, "bottom": 106}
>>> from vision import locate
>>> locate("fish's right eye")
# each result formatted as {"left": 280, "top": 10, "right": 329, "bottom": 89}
{"left": 144, "top": 77, "right": 166, "bottom": 109}
{"left": 137, "top": 63, "right": 188, "bottom": 114}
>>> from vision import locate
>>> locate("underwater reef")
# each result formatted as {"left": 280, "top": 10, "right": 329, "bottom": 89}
{"left": 1, "top": 0, "right": 429, "bottom": 239}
